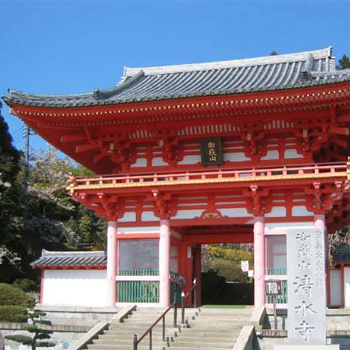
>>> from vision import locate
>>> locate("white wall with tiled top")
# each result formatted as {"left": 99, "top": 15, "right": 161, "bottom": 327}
{"left": 42, "top": 269, "right": 108, "bottom": 307}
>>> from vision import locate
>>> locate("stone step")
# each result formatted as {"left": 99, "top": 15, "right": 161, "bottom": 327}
{"left": 88, "top": 344, "right": 233, "bottom": 350}
{"left": 86, "top": 306, "right": 249, "bottom": 350}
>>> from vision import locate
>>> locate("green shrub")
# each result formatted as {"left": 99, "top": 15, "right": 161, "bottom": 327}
{"left": 13, "top": 279, "right": 37, "bottom": 293}
{"left": 201, "top": 270, "right": 226, "bottom": 304}
{"left": 210, "top": 259, "right": 249, "bottom": 282}
{"left": 0, "top": 283, "right": 32, "bottom": 306}
{"left": 207, "top": 246, "right": 253, "bottom": 264}
{"left": 0, "top": 305, "right": 28, "bottom": 322}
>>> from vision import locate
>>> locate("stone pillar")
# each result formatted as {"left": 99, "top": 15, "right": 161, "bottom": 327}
{"left": 106, "top": 221, "right": 117, "bottom": 307}
{"left": 315, "top": 214, "right": 330, "bottom": 305}
{"left": 159, "top": 219, "right": 171, "bottom": 307}
{"left": 314, "top": 214, "right": 326, "bottom": 231}
{"left": 254, "top": 216, "right": 266, "bottom": 306}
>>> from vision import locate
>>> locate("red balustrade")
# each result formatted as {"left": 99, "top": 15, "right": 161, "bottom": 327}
{"left": 69, "top": 162, "right": 349, "bottom": 189}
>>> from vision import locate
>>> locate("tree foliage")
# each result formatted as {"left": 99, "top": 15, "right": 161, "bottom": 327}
{"left": 338, "top": 54, "right": 350, "bottom": 70}
{"left": 0, "top": 105, "right": 106, "bottom": 285}
{"left": 203, "top": 245, "right": 253, "bottom": 283}
{"left": 5, "top": 310, "right": 55, "bottom": 350}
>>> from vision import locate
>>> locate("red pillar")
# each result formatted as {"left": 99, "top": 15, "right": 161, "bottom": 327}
{"left": 179, "top": 242, "right": 193, "bottom": 306}
{"left": 192, "top": 244, "right": 202, "bottom": 307}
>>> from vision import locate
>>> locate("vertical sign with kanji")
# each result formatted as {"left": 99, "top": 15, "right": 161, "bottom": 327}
{"left": 200, "top": 137, "right": 223, "bottom": 166}
{"left": 287, "top": 228, "right": 326, "bottom": 345}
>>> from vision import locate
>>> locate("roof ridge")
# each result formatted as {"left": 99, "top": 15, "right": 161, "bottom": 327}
{"left": 41, "top": 250, "right": 105, "bottom": 256}
{"left": 311, "top": 69, "right": 350, "bottom": 77}
{"left": 93, "top": 70, "right": 144, "bottom": 100}
{"left": 124, "top": 47, "right": 333, "bottom": 77}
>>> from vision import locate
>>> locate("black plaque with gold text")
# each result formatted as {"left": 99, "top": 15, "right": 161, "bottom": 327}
{"left": 200, "top": 137, "right": 223, "bottom": 166}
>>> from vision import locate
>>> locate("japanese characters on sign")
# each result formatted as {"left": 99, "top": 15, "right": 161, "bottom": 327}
{"left": 266, "top": 280, "right": 282, "bottom": 296}
{"left": 200, "top": 137, "right": 223, "bottom": 166}
{"left": 287, "top": 228, "right": 326, "bottom": 345}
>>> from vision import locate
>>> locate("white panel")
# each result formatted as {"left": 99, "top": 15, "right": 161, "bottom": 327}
{"left": 43, "top": 270, "right": 108, "bottom": 307}
{"left": 224, "top": 152, "right": 250, "bottom": 162}
{"left": 130, "top": 158, "right": 147, "bottom": 168}
{"left": 261, "top": 150, "right": 279, "bottom": 160}
{"left": 330, "top": 269, "right": 342, "bottom": 306}
{"left": 345, "top": 267, "right": 350, "bottom": 307}
{"left": 118, "top": 226, "right": 159, "bottom": 233}
{"left": 265, "top": 222, "right": 314, "bottom": 231}
{"left": 292, "top": 205, "right": 313, "bottom": 217}
{"left": 152, "top": 157, "right": 169, "bottom": 166}
{"left": 265, "top": 206, "right": 286, "bottom": 218}
{"left": 172, "top": 209, "right": 204, "bottom": 220}
{"left": 219, "top": 208, "right": 252, "bottom": 218}
{"left": 141, "top": 211, "right": 159, "bottom": 221}
{"left": 284, "top": 149, "right": 303, "bottom": 159}
{"left": 118, "top": 212, "right": 137, "bottom": 223}
{"left": 177, "top": 155, "right": 201, "bottom": 165}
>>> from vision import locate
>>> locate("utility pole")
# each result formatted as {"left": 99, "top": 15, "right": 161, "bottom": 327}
{"left": 23, "top": 126, "right": 30, "bottom": 228}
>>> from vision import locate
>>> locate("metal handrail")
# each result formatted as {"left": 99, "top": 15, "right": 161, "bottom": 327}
{"left": 181, "top": 279, "right": 197, "bottom": 325}
{"left": 133, "top": 293, "right": 177, "bottom": 350}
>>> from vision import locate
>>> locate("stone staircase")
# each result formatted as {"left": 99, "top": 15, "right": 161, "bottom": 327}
{"left": 175, "top": 308, "right": 253, "bottom": 350}
{"left": 86, "top": 307, "right": 253, "bottom": 350}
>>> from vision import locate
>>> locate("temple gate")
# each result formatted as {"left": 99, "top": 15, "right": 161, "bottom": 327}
{"left": 4, "top": 47, "right": 350, "bottom": 308}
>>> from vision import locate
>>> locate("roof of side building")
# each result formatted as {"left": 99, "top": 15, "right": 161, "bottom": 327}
{"left": 4, "top": 47, "right": 350, "bottom": 108}
{"left": 31, "top": 250, "right": 107, "bottom": 269}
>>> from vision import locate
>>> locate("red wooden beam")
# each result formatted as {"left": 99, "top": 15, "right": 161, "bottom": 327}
{"left": 329, "top": 126, "right": 350, "bottom": 136}
{"left": 183, "top": 233, "right": 253, "bottom": 244}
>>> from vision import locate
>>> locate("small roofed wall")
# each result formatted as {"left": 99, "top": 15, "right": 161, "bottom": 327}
{"left": 42, "top": 269, "right": 108, "bottom": 307}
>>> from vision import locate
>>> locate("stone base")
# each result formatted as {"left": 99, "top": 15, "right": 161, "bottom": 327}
{"left": 273, "top": 346, "right": 340, "bottom": 350}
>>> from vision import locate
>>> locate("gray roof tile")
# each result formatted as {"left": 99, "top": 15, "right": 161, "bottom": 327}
{"left": 4, "top": 47, "right": 350, "bottom": 109}
{"left": 31, "top": 250, "right": 107, "bottom": 269}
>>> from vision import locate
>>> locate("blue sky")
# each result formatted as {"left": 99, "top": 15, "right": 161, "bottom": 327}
{"left": 1, "top": 0, "right": 350, "bottom": 152}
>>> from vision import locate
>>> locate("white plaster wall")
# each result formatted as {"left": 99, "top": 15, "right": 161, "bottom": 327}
{"left": 344, "top": 267, "right": 350, "bottom": 308}
{"left": 152, "top": 157, "right": 168, "bottom": 166}
{"left": 177, "top": 155, "right": 201, "bottom": 165}
{"left": 118, "top": 226, "right": 160, "bottom": 233}
{"left": 292, "top": 206, "right": 313, "bottom": 217}
{"left": 260, "top": 150, "right": 279, "bottom": 161}
{"left": 265, "top": 206, "right": 287, "bottom": 218}
{"left": 172, "top": 209, "right": 204, "bottom": 220}
{"left": 265, "top": 222, "right": 314, "bottom": 231}
{"left": 219, "top": 208, "right": 252, "bottom": 218}
{"left": 118, "top": 212, "right": 137, "bottom": 222}
{"left": 284, "top": 149, "right": 303, "bottom": 159}
{"left": 224, "top": 152, "right": 250, "bottom": 162}
{"left": 330, "top": 269, "right": 342, "bottom": 306}
{"left": 141, "top": 211, "right": 159, "bottom": 221}
{"left": 130, "top": 158, "right": 147, "bottom": 168}
{"left": 42, "top": 270, "right": 108, "bottom": 307}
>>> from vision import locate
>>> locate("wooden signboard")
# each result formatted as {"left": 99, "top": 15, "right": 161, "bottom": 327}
{"left": 266, "top": 280, "right": 282, "bottom": 296}
{"left": 200, "top": 137, "right": 223, "bottom": 166}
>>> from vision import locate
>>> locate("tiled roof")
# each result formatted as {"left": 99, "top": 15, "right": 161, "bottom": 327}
{"left": 31, "top": 250, "right": 107, "bottom": 269}
{"left": 3, "top": 47, "right": 350, "bottom": 108}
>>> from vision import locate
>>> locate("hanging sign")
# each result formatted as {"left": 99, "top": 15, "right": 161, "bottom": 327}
{"left": 265, "top": 280, "right": 282, "bottom": 296}
{"left": 200, "top": 137, "right": 223, "bottom": 166}
{"left": 241, "top": 260, "right": 249, "bottom": 272}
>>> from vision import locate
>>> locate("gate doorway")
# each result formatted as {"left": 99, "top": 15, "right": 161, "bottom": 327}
{"left": 175, "top": 224, "right": 254, "bottom": 307}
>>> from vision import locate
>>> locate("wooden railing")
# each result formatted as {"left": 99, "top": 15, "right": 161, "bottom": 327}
{"left": 68, "top": 162, "right": 349, "bottom": 190}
